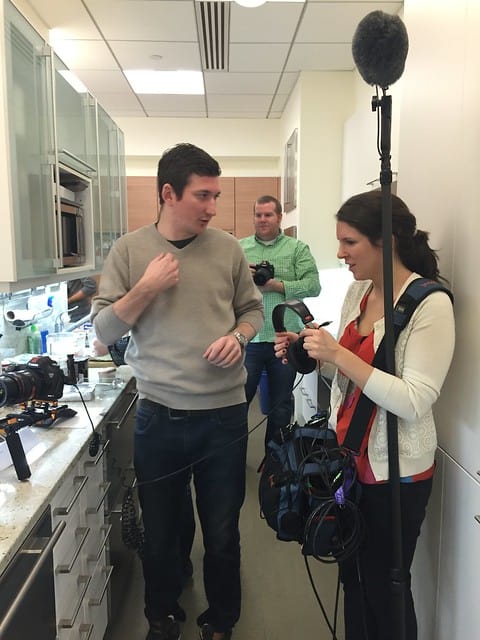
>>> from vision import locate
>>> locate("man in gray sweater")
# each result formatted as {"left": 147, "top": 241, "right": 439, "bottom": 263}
{"left": 92, "top": 143, "right": 264, "bottom": 640}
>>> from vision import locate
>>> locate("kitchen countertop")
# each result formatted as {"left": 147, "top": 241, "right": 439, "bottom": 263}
{"left": 0, "top": 375, "right": 127, "bottom": 575}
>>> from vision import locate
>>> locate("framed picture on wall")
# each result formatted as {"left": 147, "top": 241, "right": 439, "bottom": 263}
{"left": 284, "top": 129, "right": 298, "bottom": 213}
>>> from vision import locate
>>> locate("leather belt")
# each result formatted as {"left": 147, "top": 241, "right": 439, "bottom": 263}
{"left": 139, "top": 397, "right": 214, "bottom": 420}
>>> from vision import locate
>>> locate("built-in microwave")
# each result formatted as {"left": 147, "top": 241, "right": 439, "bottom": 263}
{"left": 60, "top": 198, "right": 86, "bottom": 266}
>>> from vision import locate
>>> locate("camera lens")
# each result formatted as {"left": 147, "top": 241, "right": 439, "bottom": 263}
{"left": 253, "top": 267, "right": 271, "bottom": 286}
{"left": 0, "top": 371, "right": 36, "bottom": 407}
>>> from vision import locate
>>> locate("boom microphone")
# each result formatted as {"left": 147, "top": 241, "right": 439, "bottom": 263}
{"left": 352, "top": 10, "right": 408, "bottom": 89}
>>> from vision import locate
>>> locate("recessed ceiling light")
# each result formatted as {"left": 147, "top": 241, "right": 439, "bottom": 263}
{"left": 235, "top": 0, "right": 266, "bottom": 6}
{"left": 124, "top": 70, "right": 205, "bottom": 95}
{"left": 234, "top": 0, "right": 304, "bottom": 5}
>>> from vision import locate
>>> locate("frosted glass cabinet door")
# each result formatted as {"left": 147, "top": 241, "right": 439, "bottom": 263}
{"left": 4, "top": 0, "right": 56, "bottom": 280}
{"left": 97, "top": 104, "right": 114, "bottom": 261}
{"left": 97, "top": 104, "right": 123, "bottom": 262}
{"left": 54, "top": 55, "right": 97, "bottom": 176}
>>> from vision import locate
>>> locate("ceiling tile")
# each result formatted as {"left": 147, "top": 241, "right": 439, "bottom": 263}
{"left": 138, "top": 94, "right": 206, "bottom": 113}
{"left": 229, "top": 2, "right": 305, "bottom": 43}
{"left": 28, "top": 0, "right": 100, "bottom": 38}
{"left": 286, "top": 43, "right": 355, "bottom": 72}
{"left": 297, "top": 1, "right": 404, "bottom": 42}
{"left": 74, "top": 69, "right": 133, "bottom": 93}
{"left": 208, "top": 112, "right": 269, "bottom": 119}
{"left": 93, "top": 92, "right": 146, "bottom": 116}
{"left": 110, "top": 41, "right": 202, "bottom": 70}
{"left": 270, "top": 93, "right": 289, "bottom": 112}
{"left": 229, "top": 43, "right": 290, "bottom": 72}
{"left": 277, "top": 71, "right": 299, "bottom": 94}
{"left": 84, "top": 0, "right": 198, "bottom": 40}
{"left": 204, "top": 72, "right": 281, "bottom": 95}
{"left": 52, "top": 40, "right": 118, "bottom": 70}
{"left": 207, "top": 94, "right": 272, "bottom": 111}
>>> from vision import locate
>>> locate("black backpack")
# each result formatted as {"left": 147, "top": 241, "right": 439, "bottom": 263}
{"left": 258, "top": 413, "right": 361, "bottom": 561}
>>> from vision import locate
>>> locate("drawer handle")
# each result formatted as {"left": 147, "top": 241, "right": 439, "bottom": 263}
{"left": 79, "top": 623, "right": 94, "bottom": 640}
{"left": 84, "top": 439, "right": 110, "bottom": 466}
{"left": 88, "top": 565, "right": 114, "bottom": 607}
{"left": 87, "top": 524, "right": 112, "bottom": 563}
{"left": 0, "top": 520, "right": 66, "bottom": 637}
{"left": 56, "top": 527, "right": 90, "bottom": 574}
{"left": 86, "top": 482, "right": 111, "bottom": 515}
{"left": 58, "top": 575, "right": 91, "bottom": 629}
{"left": 107, "top": 393, "right": 138, "bottom": 430}
{"left": 53, "top": 475, "right": 88, "bottom": 516}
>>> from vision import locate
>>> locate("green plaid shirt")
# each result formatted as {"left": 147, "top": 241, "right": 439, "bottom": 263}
{"left": 239, "top": 233, "right": 320, "bottom": 342}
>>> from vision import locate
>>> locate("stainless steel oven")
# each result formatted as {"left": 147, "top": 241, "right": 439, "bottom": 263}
{"left": 61, "top": 198, "right": 86, "bottom": 266}
{"left": 0, "top": 505, "right": 65, "bottom": 640}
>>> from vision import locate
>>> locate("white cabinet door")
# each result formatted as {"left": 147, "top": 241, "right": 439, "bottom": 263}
{"left": 435, "top": 451, "right": 480, "bottom": 639}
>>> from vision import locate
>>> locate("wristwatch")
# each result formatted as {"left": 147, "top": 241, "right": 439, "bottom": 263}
{"left": 233, "top": 331, "right": 249, "bottom": 349}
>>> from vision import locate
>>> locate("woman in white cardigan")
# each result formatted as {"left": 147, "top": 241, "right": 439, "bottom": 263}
{"left": 274, "top": 190, "right": 455, "bottom": 640}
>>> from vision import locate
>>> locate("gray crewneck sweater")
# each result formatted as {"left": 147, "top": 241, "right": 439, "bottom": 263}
{"left": 92, "top": 224, "right": 264, "bottom": 409}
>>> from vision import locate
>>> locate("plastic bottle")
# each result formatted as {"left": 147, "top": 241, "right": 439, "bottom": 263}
{"left": 27, "top": 324, "right": 42, "bottom": 354}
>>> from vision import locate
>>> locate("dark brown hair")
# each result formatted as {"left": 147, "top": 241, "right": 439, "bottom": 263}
{"left": 336, "top": 190, "right": 442, "bottom": 281}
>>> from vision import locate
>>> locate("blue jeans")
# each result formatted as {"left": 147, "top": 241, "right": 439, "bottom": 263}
{"left": 244, "top": 342, "right": 296, "bottom": 445}
{"left": 134, "top": 399, "right": 248, "bottom": 632}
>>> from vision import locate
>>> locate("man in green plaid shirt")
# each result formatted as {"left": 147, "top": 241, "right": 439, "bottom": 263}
{"left": 239, "top": 195, "right": 320, "bottom": 447}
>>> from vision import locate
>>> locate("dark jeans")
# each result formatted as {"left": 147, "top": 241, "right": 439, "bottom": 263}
{"left": 339, "top": 478, "right": 433, "bottom": 640}
{"left": 244, "top": 342, "right": 296, "bottom": 446}
{"left": 134, "top": 399, "right": 248, "bottom": 632}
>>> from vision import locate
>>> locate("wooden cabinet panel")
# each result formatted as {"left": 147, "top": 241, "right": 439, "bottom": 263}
{"left": 127, "top": 176, "right": 158, "bottom": 231}
{"left": 211, "top": 177, "right": 234, "bottom": 234}
{"left": 234, "top": 177, "right": 280, "bottom": 239}
{"left": 126, "top": 175, "right": 280, "bottom": 237}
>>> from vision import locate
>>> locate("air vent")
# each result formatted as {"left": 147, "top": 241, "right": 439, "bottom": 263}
{"left": 195, "top": 1, "right": 230, "bottom": 71}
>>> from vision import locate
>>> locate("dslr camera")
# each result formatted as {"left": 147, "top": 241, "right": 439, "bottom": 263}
{"left": 253, "top": 260, "right": 275, "bottom": 285}
{"left": 0, "top": 356, "right": 67, "bottom": 407}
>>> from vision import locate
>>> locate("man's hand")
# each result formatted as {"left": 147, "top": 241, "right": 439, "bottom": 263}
{"left": 203, "top": 334, "right": 243, "bottom": 368}
{"left": 138, "top": 252, "right": 180, "bottom": 294}
{"left": 112, "top": 253, "right": 179, "bottom": 326}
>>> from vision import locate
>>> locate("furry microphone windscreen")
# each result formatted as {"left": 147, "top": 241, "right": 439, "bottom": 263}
{"left": 352, "top": 10, "right": 409, "bottom": 88}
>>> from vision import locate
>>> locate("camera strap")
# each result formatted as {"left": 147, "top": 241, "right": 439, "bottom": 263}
{"left": 342, "top": 278, "right": 453, "bottom": 454}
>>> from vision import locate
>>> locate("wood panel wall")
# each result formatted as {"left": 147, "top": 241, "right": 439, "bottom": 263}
{"left": 127, "top": 176, "right": 158, "bottom": 232}
{"left": 126, "top": 175, "right": 280, "bottom": 238}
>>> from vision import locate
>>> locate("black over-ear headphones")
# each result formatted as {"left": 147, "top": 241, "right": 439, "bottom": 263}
{"left": 272, "top": 299, "right": 317, "bottom": 374}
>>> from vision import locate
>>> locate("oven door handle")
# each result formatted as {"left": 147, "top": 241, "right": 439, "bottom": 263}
{"left": 0, "top": 519, "right": 66, "bottom": 636}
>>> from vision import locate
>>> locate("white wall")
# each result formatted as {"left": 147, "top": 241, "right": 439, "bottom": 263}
{"left": 296, "top": 72, "right": 354, "bottom": 269}
{"left": 399, "top": 0, "right": 478, "bottom": 475}
{"left": 342, "top": 74, "right": 403, "bottom": 199}
{"left": 116, "top": 116, "right": 284, "bottom": 177}
{"left": 343, "top": 2, "right": 480, "bottom": 638}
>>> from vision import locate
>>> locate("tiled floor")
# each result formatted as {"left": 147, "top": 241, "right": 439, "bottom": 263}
{"left": 105, "top": 397, "right": 344, "bottom": 640}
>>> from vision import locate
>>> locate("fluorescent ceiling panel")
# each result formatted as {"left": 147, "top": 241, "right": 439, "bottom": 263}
{"left": 124, "top": 70, "right": 205, "bottom": 95}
